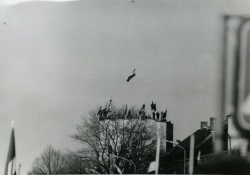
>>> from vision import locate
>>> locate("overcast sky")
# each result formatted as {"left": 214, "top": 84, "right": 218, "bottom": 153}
{"left": 1, "top": 0, "right": 250, "bottom": 174}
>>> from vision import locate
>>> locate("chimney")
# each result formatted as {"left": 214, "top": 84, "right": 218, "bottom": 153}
{"left": 210, "top": 117, "right": 216, "bottom": 130}
{"left": 166, "top": 121, "right": 174, "bottom": 151}
{"left": 200, "top": 121, "right": 208, "bottom": 129}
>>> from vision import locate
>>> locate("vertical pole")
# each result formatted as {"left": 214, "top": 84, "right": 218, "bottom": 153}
{"left": 216, "top": 15, "right": 229, "bottom": 153}
{"left": 134, "top": 164, "right": 136, "bottom": 174}
{"left": 155, "top": 122, "right": 161, "bottom": 175}
{"left": 189, "top": 134, "right": 195, "bottom": 174}
{"left": 184, "top": 150, "right": 186, "bottom": 174}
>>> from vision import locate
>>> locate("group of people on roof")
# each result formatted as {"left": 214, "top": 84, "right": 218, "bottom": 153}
{"left": 97, "top": 99, "right": 168, "bottom": 122}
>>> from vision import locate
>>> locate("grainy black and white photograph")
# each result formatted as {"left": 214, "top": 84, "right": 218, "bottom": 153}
{"left": 1, "top": 0, "right": 250, "bottom": 174}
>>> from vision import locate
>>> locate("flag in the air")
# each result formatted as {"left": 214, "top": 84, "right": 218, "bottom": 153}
{"left": 140, "top": 102, "right": 145, "bottom": 110}
{"left": 108, "top": 97, "right": 112, "bottom": 110}
{"left": 139, "top": 102, "right": 145, "bottom": 115}
{"left": 4, "top": 126, "right": 16, "bottom": 175}
{"left": 126, "top": 68, "right": 136, "bottom": 82}
{"left": 124, "top": 104, "right": 128, "bottom": 117}
{"left": 105, "top": 97, "right": 112, "bottom": 114}
{"left": 97, "top": 106, "right": 103, "bottom": 116}
{"left": 102, "top": 106, "right": 110, "bottom": 117}
{"left": 98, "top": 97, "right": 113, "bottom": 118}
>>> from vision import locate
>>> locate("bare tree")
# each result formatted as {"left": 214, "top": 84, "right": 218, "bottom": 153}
{"left": 72, "top": 105, "right": 156, "bottom": 174}
{"left": 63, "top": 152, "right": 92, "bottom": 174}
{"left": 28, "top": 145, "right": 66, "bottom": 174}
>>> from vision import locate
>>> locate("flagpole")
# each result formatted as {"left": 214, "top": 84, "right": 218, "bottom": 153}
{"left": 155, "top": 122, "right": 161, "bottom": 175}
{"left": 133, "top": 73, "right": 135, "bottom": 103}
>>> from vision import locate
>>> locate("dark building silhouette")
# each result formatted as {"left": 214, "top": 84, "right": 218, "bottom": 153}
{"left": 159, "top": 117, "right": 229, "bottom": 174}
{"left": 166, "top": 121, "right": 174, "bottom": 151}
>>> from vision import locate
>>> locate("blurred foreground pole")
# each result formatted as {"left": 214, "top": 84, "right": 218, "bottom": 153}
{"left": 216, "top": 15, "right": 230, "bottom": 153}
{"left": 188, "top": 134, "right": 195, "bottom": 174}
{"left": 219, "top": 14, "right": 250, "bottom": 154}
{"left": 218, "top": 15, "right": 246, "bottom": 152}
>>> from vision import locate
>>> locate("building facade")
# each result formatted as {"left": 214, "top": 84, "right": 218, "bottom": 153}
{"left": 159, "top": 117, "right": 230, "bottom": 174}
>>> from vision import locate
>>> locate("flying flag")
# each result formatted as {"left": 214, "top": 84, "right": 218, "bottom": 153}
{"left": 102, "top": 106, "right": 109, "bottom": 117}
{"left": 4, "top": 125, "right": 16, "bottom": 175}
{"left": 126, "top": 69, "right": 136, "bottom": 82}
{"left": 139, "top": 102, "right": 145, "bottom": 115}
{"left": 108, "top": 97, "right": 112, "bottom": 110}
{"left": 124, "top": 104, "right": 127, "bottom": 118}
{"left": 132, "top": 68, "right": 135, "bottom": 74}
{"left": 99, "top": 97, "right": 113, "bottom": 118}
{"left": 97, "top": 106, "right": 103, "bottom": 116}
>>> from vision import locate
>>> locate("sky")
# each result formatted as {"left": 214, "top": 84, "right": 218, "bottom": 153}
{"left": 1, "top": 0, "right": 250, "bottom": 174}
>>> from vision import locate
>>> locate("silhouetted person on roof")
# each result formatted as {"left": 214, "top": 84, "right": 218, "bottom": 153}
{"left": 161, "top": 111, "right": 164, "bottom": 121}
{"left": 127, "top": 110, "right": 131, "bottom": 119}
{"left": 156, "top": 112, "right": 160, "bottom": 120}
{"left": 162, "top": 111, "right": 167, "bottom": 121}
{"left": 152, "top": 111, "right": 155, "bottom": 120}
